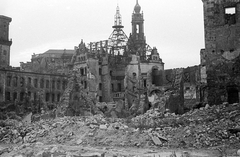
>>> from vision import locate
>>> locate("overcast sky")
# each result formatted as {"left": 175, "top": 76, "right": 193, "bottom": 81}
{"left": 1, "top": 0, "right": 205, "bottom": 69}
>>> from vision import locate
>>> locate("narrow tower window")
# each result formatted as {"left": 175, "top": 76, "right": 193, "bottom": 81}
{"left": 136, "top": 24, "right": 140, "bottom": 34}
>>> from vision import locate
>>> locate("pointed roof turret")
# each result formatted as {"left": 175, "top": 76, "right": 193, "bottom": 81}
{"left": 134, "top": 0, "right": 141, "bottom": 13}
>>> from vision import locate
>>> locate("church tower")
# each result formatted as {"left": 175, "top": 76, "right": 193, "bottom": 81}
{"left": 0, "top": 15, "right": 12, "bottom": 68}
{"left": 128, "top": 0, "right": 146, "bottom": 56}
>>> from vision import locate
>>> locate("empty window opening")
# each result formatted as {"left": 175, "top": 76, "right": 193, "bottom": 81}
{"left": 99, "top": 83, "right": 102, "bottom": 90}
{"left": 143, "top": 79, "right": 147, "bottom": 88}
{"left": 62, "top": 81, "right": 67, "bottom": 90}
{"left": 5, "top": 91, "right": 10, "bottom": 101}
{"left": 133, "top": 72, "right": 137, "bottom": 78}
{"left": 46, "top": 93, "right": 50, "bottom": 102}
{"left": 152, "top": 69, "right": 162, "bottom": 86}
{"left": 34, "top": 79, "right": 38, "bottom": 88}
{"left": 46, "top": 80, "right": 50, "bottom": 88}
{"left": 57, "top": 94, "right": 60, "bottom": 102}
{"left": 226, "top": 7, "right": 236, "bottom": 14}
{"left": 52, "top": 80, "right": 55, "bottom": 89}
{"left": 99, "top": 96, "right": 102, "bottom": 102}
{"left": 118, "top": 83, "right": 121, "bottom": 92}
{"left": 52, "top": 94, "right": 55, "bottom": 102}
{"left": 40, "top": 79, "right": 44, "bottom": 88}
{"left": 20, "top": 92, "right": 25, "bottom": 101}
{"left": 136, "top": 24, "right": 140, "bottom": 34}
{"left": 225, "top": 7, "right": 236, "bottom": 25}
{"left": 34, "top": 93, "right": 37, "bottom": 101}
{"left": 57, "top": 80, "right": 61, "bottom": 90}
{"left": 112, "top": 83, "right": 114, "bottom": 92}
{"left": 7, "top": 76, "right": 11, "bottom": 86}
{"left": 227, "top": 87, "right": 239, "bottom": 104}
{"left": 28, "top": 77, "right": 32, "bottom": 86}
{"left": 13, "top": 77, "right": 18, "bottom": 87}
{"left": 80, "top": 68, "right": 84, "bottom": 75}
{"left": 13, "top": 92, "right": 17, "bottom": 101}
{"left": 99, "top": 68, "right": 102, "bottom": 75}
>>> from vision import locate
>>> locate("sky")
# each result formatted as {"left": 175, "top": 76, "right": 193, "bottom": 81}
{"left": 1, "top": 0, "right": 205, "bottom": 69}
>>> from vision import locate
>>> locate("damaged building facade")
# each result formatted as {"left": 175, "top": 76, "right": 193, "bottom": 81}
{"left": 0, "top": 1, "right": 166, "bottom": 115}
{"left": 0, "top": 15, "right": 69, "bottom": 110}
{"left": 200, "top": 0, "right": 240, "bottom": 105}
{"left": 3, "top": 0, "right": 236, "bottom": 115}
{"left": 69, "top": 1, "right": 165, "bottom": 111}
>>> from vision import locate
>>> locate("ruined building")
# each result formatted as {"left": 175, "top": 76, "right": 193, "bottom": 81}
{"left": 0, "top": 1, "right": 165, "bottom": 115}
{"left": 2, "top": 0, "right": 239, "bottom": 115}
{"left": 0, "top": 16, "right": 68, "bottom": 107}
{"left": 70, "top": 1, "right": 165, "bottom": 110}
{"left": 200, "top": 0, "right": 240, "bottom": 105}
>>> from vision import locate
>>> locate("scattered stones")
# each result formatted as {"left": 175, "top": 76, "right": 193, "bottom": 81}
{"left": 76, "top": 139, "right": 83, "bottom": 145}
{"left": 149, "top": 134, "right": 162, "bottom": 146}
{"left": 99, "top": 124, "right": 108, "bottom": 130}
{"left": 237, "top": 149, "right": 240, "bottom": 156}
{"left": 0, "top": 102, "right": 239, "bottom": 156}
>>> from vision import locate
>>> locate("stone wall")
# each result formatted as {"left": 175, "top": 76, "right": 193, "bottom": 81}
{"left": 201, "top": 0, "right": 240, "bottom": 105}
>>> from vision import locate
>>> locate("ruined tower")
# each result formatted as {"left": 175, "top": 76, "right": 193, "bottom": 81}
{"left": 0, "top": 15, "right": 12, "bottom": 68}
{"left": 128, "top": 0, "right": 146, "bottom": 57}
{"left": 108, "top": 5, "right": 128, "bottom": 56}
{"left": 201, "top": 0, "right": 240, "bottom": 105}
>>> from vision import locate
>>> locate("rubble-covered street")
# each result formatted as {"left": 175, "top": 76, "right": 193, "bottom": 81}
{"left": 0, "top": 102, "right": 240, "bottom": 156}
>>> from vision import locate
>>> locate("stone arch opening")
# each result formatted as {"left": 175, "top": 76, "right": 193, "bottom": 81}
{"left": 227, "top": 86, "right": 239, "bottom": 104}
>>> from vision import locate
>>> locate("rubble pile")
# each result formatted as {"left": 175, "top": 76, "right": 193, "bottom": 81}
{"left": 132, "top": 103, "right": 240, "bottom": 148}
{"left": 0, "top": 103, "right": 239, "bottom": 155}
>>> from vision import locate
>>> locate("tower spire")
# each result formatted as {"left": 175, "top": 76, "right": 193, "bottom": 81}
{"left": 113, "top": 4, "right": 123, "bottom": 28}
{"left": 109, "top": 4, "right": 128, "bottom": 56}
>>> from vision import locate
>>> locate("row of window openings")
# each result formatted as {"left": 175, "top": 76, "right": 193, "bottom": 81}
{"left": 98, "top": 80, "right": 147, "bottom": 92}
{"left": 78, "top": 56, "right": 86, "bottom": 62}
{"left": 5, "top": 91, "right": 61, "bottom": 102}
{"left": 6, "top": 77, "right": 67, "bottom": 90}
{"left": 98, "top": 83, "right": 122, "bottom": 92}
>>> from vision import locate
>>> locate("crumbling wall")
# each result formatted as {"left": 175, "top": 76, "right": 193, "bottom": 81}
{"left": 87, "top": 58, "right": 99, "bottom": 95}
{"left": 201, "top": 0, "right": 240, "bottom": 105}
{"left": 101, "top": 54, "right": 112, "bottom": 102}
{"left": 124, "top": 55, "right": 141, "bottom": 109}
{"left": 0, "top": 72, "right": 5, "bottom": 102}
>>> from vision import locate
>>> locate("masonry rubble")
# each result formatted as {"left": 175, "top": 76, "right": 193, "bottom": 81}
{"left": 0, "top": 101, "right": 239, "bottom": 156}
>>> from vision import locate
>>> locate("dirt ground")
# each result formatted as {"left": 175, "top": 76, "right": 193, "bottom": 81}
{"left": 0, "top": 143, "right": 230, "bottom": 157}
